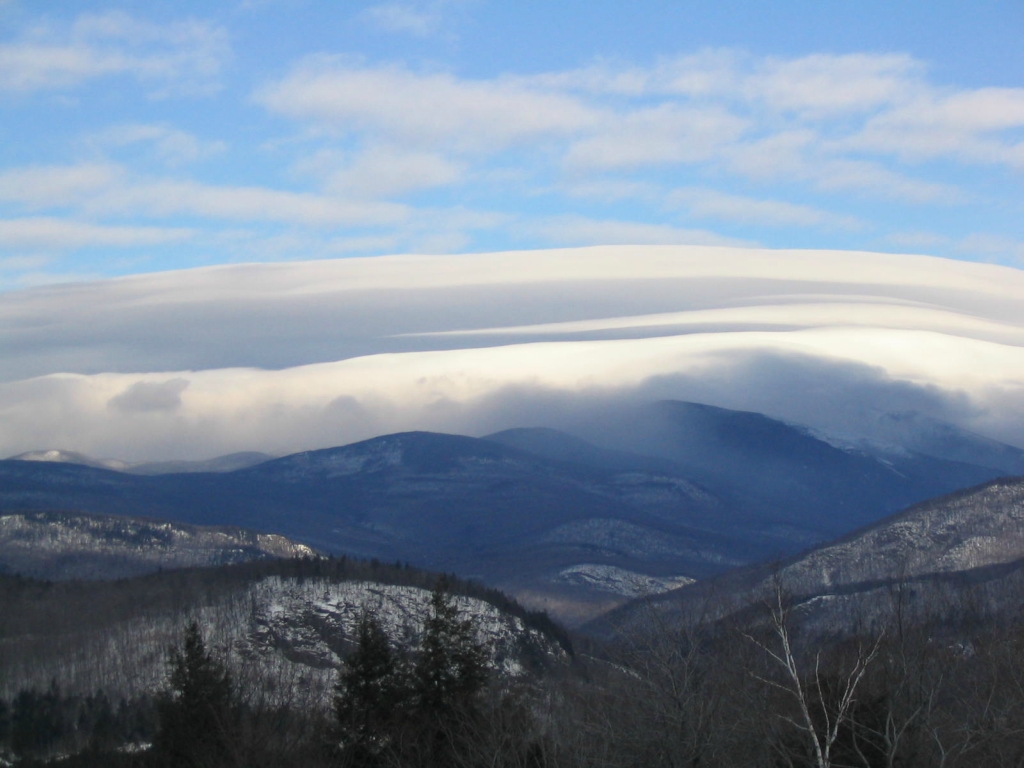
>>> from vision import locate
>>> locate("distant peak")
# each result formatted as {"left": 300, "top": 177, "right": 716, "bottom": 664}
{"left": 9, "top": 449, "right": 129, "bottom": 471}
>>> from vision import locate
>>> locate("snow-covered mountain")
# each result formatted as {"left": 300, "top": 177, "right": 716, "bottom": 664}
{"left": 773, "top": 477, "right": 1024, "bottom": 590}
{"left": 8, "top": 449, "right": 273, "bottom": 475}
{"left": 593, "top": 475, "right": 1024, "bottom": 637}
{"left": 8, "top": 449, "right": 132, "bottom": 472}
{"left": 0, "top": 511, "right": 316, "bottom": 579}
{"left": 2, "top": 400, "right": 1020, "bottom": 624}
{"left": 0, "top": 431, "right": 745, "bottom": 624}
{"left": 561, "top": 400, "right": 1018, "bottom": 537}
{"left": 0, "top": 563, "right": 571, "bottom": 703}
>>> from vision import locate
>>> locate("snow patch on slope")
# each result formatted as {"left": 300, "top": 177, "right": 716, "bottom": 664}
{"left": 1, "top": 576, "right": 568, "bottom": 703}
{"left": 555, "top": 564, "right": 694, "bottom": 598}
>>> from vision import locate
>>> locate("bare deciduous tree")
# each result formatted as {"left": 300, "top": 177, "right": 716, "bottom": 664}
{"left": 744, "top": 577, "right": 882, "bottom": 768}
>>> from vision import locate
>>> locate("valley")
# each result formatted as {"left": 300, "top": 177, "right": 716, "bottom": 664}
{"left": 3, "top": 399, "right": 1024, "bottom": 767}
{"left": 4, "top": 400, "right": 1019, "bottom": 624}
{"left": 4, "top": 1, "right": 1023, "bottom": 761}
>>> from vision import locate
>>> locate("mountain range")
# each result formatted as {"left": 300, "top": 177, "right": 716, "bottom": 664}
{"left": 0, "top": 510, "right": 316, "bottom": 580}
{"left": 3, "top": 400, "right": 1021, "bottom": 625}
{"left": 591, "top": 474, "right": 1024, "bottom": 639}
{"left": 8, "top": 449, "right": 274, "bottom": 475}
{"left": 0, "top": 557, "right": 570, "bottom": 703}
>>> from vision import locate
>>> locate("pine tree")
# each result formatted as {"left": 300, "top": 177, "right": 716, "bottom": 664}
{"left": 10, "top": 683, "right": 63, "bottom": 758}
{"left": 0, "top": 698, "right": 8, "bottom": 753}
{"left": 333, "top": 612, "right": 409, "bottom": 765}
{"left": 413, "top": 579, "right": 488, "bottom": 715}
{"left": 402, "top": 579, "right": 490, "bottom": 767}
{"left": 152, "top": 620, "right": 237, "bottom": 768}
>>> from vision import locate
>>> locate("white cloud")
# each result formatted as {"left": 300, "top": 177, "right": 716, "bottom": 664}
{"left": 0, "top": 217, "right": 193, "bottom": 249}
{"left": 89, "top": 179, "right": 409, "bottom": 227}
{"left": 542, "top": 50, "right": 922, "bottom": 116}
{"left": 0, "top": 270, "right": 109, "bottom": 291}
{"left": 0, "top": 163, "right": 122, "bottom": 209}
{"left": 4, "top": 246, "right": 1024, "bottom": 417}
{"left": 956, "top": 233, "right": 1024, "bottom": 264}
{"left": 358, "top": 0, "right": 475, "bottom": 40}
{"left": 724, "top": 134, "right": 961, "bottom": 203}
{"left": 0, "top": 254, "right": 51, "bottom": 271}
{"left": 0, "top": 11, "right": 230, "bottom": 95}
{"left": 2, "top": 42, "right": 1019, "bottom": 279}
{"left": 530, "top": 216, "right": 756, "bottom": 248}
{"left": 108, "top": 378, "right": 189, "bottom": 414}
{"left": 534, "top": 49, "right": 742, "bottom": 98}
{"left": 255, "top": 49, "right": 1007, "bottom": 211}
{"left": 848, "top": 87, "right": 1024, "bottom": 167}
{"left": 407, "top": 301, "right": 1024, "bottom": 346}
{"left": 325, "top": 233, "right": 403, "bottom": 254}
{"left": 745, "top": 53, "right": 922, "bottom": 117}
{"left": 4, "top": 321, "right": 1024, "bottom": 460}
{"left": 667, "top": 188, "right": 863, "bottom": 230}
{"left": 318, "top": 145, "right": 464, "bottom": 198}
{"left": 0, "top": 163, "right": 409, "bottom": 228}
{"left": 885, "top": 231, "right": 951, "bottom": 251}
{"left": 561, "top": 179, "right": 659, "bottom": 203}
{"left": 361, "top": 3, "right": 443, "bottom": 37}
{"left": 256, "top": 59, "right": 601, "bottom": 150}
{"left": 811, "top": 158, "right": 960, "bottom": 203}
{"left": 0, "top": 43, "right": 124, "bottom": 91}
{"left": 564, "top": 103, "right": 747, "bottom": 170}
{"left": 89, "top": 124, "right": 226, "bottom": 165}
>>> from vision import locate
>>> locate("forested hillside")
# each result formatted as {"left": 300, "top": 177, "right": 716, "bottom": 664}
{"left": 6, "top": 551, "right": 1024, "bottom": 767}
{"left": 0, "top": 511, "right": 316, "bottom": 579}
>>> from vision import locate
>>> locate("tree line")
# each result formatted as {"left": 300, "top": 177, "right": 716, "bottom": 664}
{"left": 7, "top": 568, "right": 1024, "bottom": 766}
{"left": 0, "top": 578, "right": 515, "bottom": 767}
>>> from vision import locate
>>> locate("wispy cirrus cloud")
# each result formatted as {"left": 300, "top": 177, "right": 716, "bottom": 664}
{"left": 0, "top": 11, "right": 229, "bottom": 95}
{"left": 358, "top": 0, "right": 475, "bottom": 39}
{"left": 257, "top": 49, "right": 1008, "bottom": 210}
{"left": 562, "top": 103, "right": 747, "bottom": 170}
{"left": 667, "top": 188, "right": 863, "bottom": 230}
{"left": 89, "top": 178, "right": 409, "bottom": 227}
{"left": 0, "top": 217, "right": 192, "bottom": 249}
{"left": 87, "top": 124, "right": 227, "bottom": 165}
{"left": 3, "top": 25, "right": 1021, "bottom": 283}
{"left": 255, "top": 58, "right": 601, "bottom": 150}
{"left": 296, "top": 145, "right": 465, "bottom": 198}
{"left": 0, "top": 162, "right": 409, "bottom": 227}
{"left": 360, "top": 3, "right": 442, "bottom": 37}
{"left": 847, "top": 87, "right": 1024, "bottom": 169}
{"left": 0, "top": 163, "right": 122, "bottom": 209}
{"left": 530, "top": 216, "right": 756, "bottom": 248}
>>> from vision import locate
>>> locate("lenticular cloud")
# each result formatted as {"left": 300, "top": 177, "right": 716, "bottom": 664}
{"left": 2, "top": 245, "right": 1023, "bottom": 459}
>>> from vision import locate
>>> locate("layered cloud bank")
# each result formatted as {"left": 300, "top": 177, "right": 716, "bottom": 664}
{"left": 3, "top": 245, "right": 1024, "bottom": 459}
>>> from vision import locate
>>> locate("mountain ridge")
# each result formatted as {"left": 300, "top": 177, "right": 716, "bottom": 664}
{"left": 3, "top": 401, "right": 1021, "bottom": 624}
{"left": 0, "top": 509, "right": 317, "bottom": 580}
{"left": 8, "top": 449, "right": 275, "bottom": 475}
{"left": 589, "top": 474, "right": 1024, "bottom": 637}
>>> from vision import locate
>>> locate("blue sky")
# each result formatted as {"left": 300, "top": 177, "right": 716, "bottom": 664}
{"left": 3, "top": 2, "right": 1024, "bottom": 460}
{"left": 1, "top": 0, "right": 1022, "bottom": 289}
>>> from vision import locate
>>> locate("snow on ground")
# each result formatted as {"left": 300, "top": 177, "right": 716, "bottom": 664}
{"left": 556, "top": 564, "right": 694, "bottom": 598}
{"left": 1, "top": 576, "right": 567, "bottom": 704}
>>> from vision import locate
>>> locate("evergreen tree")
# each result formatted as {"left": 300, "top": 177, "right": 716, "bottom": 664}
{"left": 152, "top": 620, "right": 237, "bottom": 768}
{"left": 10, "top": 683, "right": 63, "bottom": 758}
{"left": 406, "top": 579, "right": 489, "bottom": 767}
{"left": 83, "top": 692, "right": 118, "bottom": 754}
{"left": 0, "top": 698, "right": 8, "bottom": 752}
{"left": 413, "top": 579, "right": 488, "bottom": 714}
{"left": 333, "top": 612, "right": 409, "bottom": 766}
